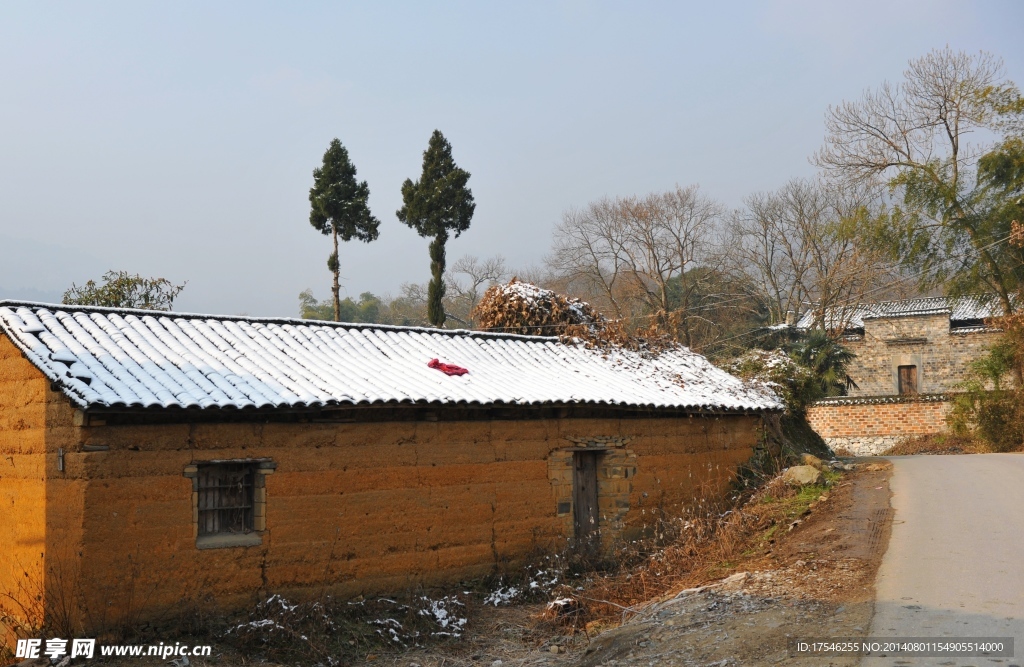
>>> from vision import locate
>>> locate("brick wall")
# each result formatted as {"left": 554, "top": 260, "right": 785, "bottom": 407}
{"left": 823, "top": 310, "right": 995, "bottom": 455}
{"left": 844, "top": 313, "right": 999, "bottom": 396}
{"left": 806, "top": 396, "right": 951, "bottom": 455}
{"left": 0, "top": 332, "right": 762, "bottom": 640}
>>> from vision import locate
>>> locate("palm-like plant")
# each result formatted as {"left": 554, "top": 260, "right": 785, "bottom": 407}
{"left": 792, "top": 330, "right": 857, "bottom": 400}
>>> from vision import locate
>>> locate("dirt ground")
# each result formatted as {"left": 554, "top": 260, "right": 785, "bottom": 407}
{"left": 357, "top": 462, "right": 894, "bottom": 667}
{"left": 573, "top": 462, "right": 893, "bottom": 667}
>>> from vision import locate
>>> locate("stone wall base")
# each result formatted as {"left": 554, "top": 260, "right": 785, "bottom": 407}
{"left": 823, "top": 435, "right": 906, "bottom": 457}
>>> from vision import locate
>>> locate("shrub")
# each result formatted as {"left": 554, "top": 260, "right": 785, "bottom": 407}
{"left": 63, "top": 271, "right": 185, "bottom": 310}
{"left": 947, "top": 322, "right": 1024, "bottom": 452}
{"left": 728, "top": 333, "right": 853, "bottom": 462}
{"left": 727, "top": 333, "right": 855, "bottom": 416}
{"left": 727, "top": 349, "right": 815, "bottom": 415}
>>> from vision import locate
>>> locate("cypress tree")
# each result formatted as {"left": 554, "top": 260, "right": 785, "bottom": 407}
{"left": 309, "top": 138, "right": 380, "bottom": 321}
{"left": 397, "top": 130, "right": 476, "bottom": 327}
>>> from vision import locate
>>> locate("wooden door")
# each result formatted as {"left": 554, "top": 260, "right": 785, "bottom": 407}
{"left": 898, "top": 365, "right": 918, "bottom": 395}
{"left": 573, "top": 451, "right": 600, "bottom": 556}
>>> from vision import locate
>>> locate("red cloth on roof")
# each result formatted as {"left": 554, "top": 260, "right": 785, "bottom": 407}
{"left": 428, "top": 358, "right": 469, "bottom": 376}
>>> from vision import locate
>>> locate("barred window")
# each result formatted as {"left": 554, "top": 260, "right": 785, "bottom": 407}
{"left": 197, "top": 463, "right": 255, "bottom": 536}
{"left": 184, "top": 459, "right": 274, "bottom": 549}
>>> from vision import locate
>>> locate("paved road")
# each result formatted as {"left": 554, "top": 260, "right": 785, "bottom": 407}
{"left": 863, "top": 454, "right": 1024, "bottom": 667}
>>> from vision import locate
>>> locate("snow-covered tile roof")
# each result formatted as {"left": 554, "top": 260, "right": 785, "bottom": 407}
{"left": 794, "top": 295, "right": 1002, "bottom": 331}
{"left": 0, "top": 301, "right": 781, "bottom": 413}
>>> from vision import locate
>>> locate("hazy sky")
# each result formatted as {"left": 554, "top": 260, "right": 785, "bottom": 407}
{"left": 1, "top": 1, "right": 1021, "bottom": 316}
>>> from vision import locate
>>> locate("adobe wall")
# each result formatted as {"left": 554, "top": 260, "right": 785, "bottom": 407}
{"left": 844, "top": 313, "right": 999, "bottom": 396}
{"left": 62, "top": 412, "right": 758, "bottom": 633}
{"left": 0, "top": 334, "right": 47, "bottom": 645}
{"left": 806, "top": 396, "right": 951, "bottom": 455}
{"left": 0, "top": 334, "right": 86, "bottom": 645}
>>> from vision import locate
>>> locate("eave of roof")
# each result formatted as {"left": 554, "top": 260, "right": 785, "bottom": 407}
{"left": 861, "top": 307, "right": 952, "bottom": 320}
{"left": 795, "top": 295, "right": 1005, "bottom": 331}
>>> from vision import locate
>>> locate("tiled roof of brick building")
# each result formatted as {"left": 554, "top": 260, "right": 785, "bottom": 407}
{"left": 794, "top": 295, "right": 1002, "bottom": 331}
{"left": 0, "top": 301, "right": 781, "bottom": 413}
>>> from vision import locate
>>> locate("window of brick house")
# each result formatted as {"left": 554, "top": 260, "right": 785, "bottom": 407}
{"left": 898, "top": 365, "right": 919, "bottom": 395}
{"left": 184, "top": 459, "right": 275, "bottom": 549}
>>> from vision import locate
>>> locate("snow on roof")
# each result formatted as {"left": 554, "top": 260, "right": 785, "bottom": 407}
{"left": 794, "top": 295, "right": 1002, "bottom": 331}
{"left": 0, "top": 301, "right": 780, "bottom": 413}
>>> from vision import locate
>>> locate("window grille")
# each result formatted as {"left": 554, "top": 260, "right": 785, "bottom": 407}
{"left": 197, "top": 463, "right": 255, "bottom": 536}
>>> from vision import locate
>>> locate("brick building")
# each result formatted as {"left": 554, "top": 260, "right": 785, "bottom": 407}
{"left": 0, "top": 301, "right": 778, "bottom": 642}
{"left": 802, "top": 296, "right": 1002, "bottom": 455}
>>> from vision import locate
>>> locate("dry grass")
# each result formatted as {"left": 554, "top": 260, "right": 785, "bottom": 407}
{"left": 216, "top": 591, "right": 477, "bottom": 665}
{"left": 548, "top": 470, "right": 840, "bottom": 628}
{"left": 473, "top": 278, "right": 603, "bottom": 337}
{"left": 473, "top": 278, "right": 681, "bottom": 354}
{"left": 882, "top": 434, "right": 994, "bottom": 456}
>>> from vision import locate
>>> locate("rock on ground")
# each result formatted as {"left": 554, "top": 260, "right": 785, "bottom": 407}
{"left": 782, "top": 465, "right": 824, "bottom": 486}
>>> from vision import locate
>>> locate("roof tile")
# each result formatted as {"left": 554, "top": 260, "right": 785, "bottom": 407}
{"left": 795, "top": 295, "right": 1002, "bottom": 330}
{"left": 0, "top": 301, "right": 780, "bottom": 413}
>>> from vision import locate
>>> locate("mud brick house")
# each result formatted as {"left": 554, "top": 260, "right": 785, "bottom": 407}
{"left": 802, "top": 296, "right": 1001, "bottom": 455}
{"left": 0, "top": 301, "right": 778, "bottom": 640}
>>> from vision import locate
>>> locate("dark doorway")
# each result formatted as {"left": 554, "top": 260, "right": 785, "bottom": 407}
{"left": 898, "top": 365, "right": 919, "bottom": 395}
{"left": 573, "top": 451, "right": 600, "bottom": 556}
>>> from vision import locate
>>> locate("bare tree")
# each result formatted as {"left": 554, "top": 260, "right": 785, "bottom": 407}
{"left": 550, "top": 198, "right": 632, "bottom": 318}
{"left": 444, "top": 254, "right": 509, "bottom": 327}
{"left": 817, "top": 48, "right": 1007, "bottom": 184}
{"left": 730, "top": 184, "right": 812, "bottom": 325}
{"left": 548, "top": 185, "right": 731, "bottom": 348}
{"left": 729, "top": 178, "right": 903, "bottom": 330}
{"left": 508, "top": 264, "right": 562, "bottom": 291}
{"left": 379, "top": 282, "right": 430, "bottom": 326}
{"left": 815, "top": 47, "right": 1024, "bottom": 313}
{"left": 616, "top": 186, "right": 724, "bottom": 346}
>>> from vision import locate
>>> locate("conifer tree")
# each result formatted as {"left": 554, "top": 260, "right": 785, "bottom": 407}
{"left": 397, "top": 130, "right": 476, "bottom": 327}
{"left": 309, "top": 138, "right": 380, "bottom": 321}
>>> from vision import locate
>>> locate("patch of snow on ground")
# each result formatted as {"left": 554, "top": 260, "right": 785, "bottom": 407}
{"left": 417, "top": 596, "right": 467, "bottom": 637}
{"left": 484, "top": 565, "right": 564, "bottom": 606}
{"left": 483, "top": 585, "right": 521, "bottom": 606}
